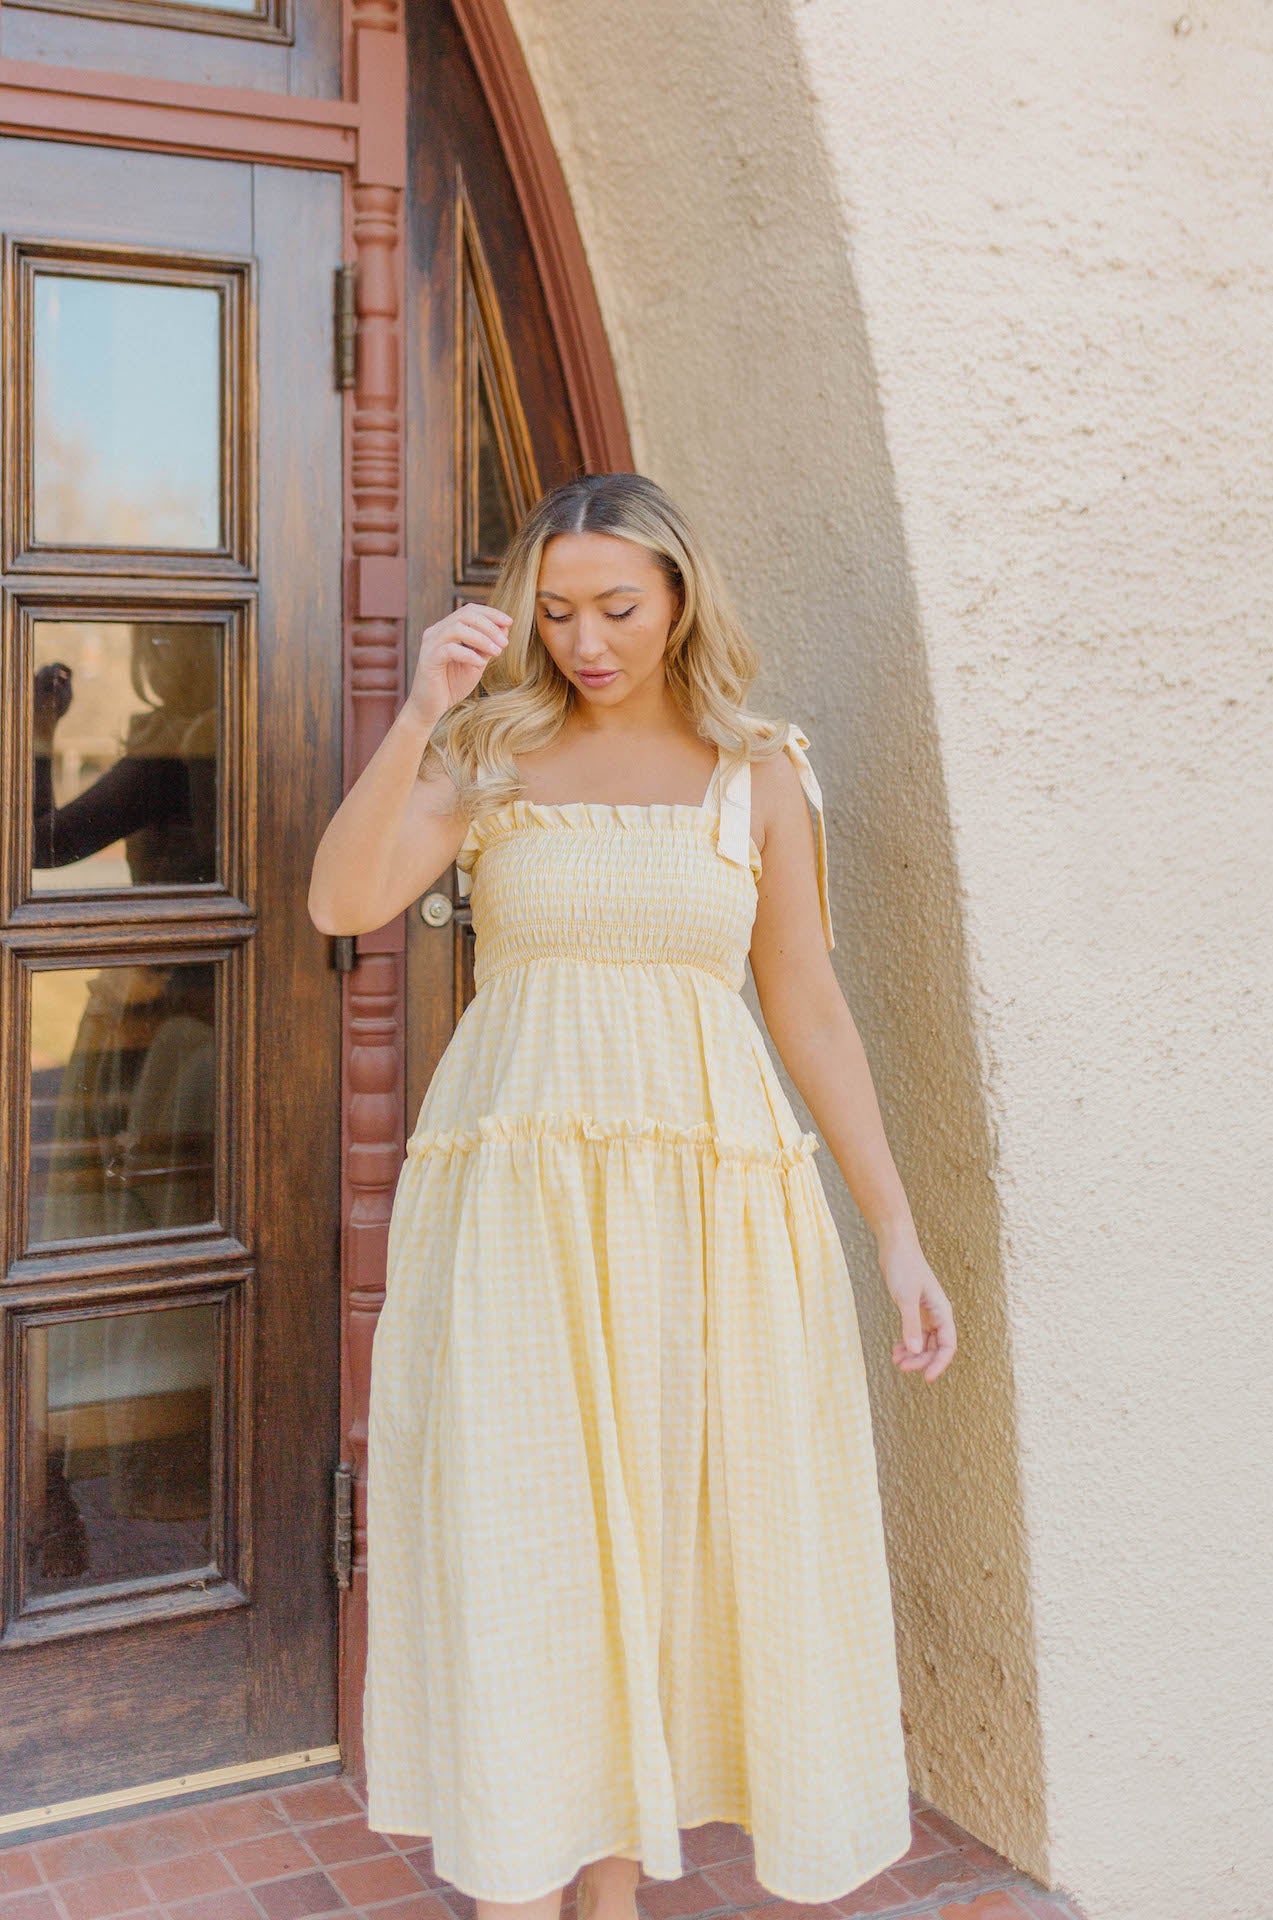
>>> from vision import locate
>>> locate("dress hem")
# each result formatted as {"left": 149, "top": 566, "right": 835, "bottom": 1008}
{"left": 364, "top": 1803, "right": 915, "bottom": 1909}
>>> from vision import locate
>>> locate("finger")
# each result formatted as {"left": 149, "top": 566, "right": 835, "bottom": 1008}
{"left": 897, "top": 1303, "right": 925, "bottom": 1356}
{"left": 922, "top": 1323, "right": 957, "bottom": 1380}
{"left": 891, "top": 1341, "right": 929, "bottom": 1371}
{"left": 458, "top": 629, "right": 506, "bottom": 660}
{"left": 457, "top": 604, "right": 512, "bottom": 635}
{"left": 445, "top": 624, "right": 506, "bottom": 657}
{"left": 929, "top": 1300, "right": 956, "bottom": 1347}
{"left": 450, "top": 610, "right": 508, "bottom": 638}
{"left": 896, "top": 1323, "right": 945, "bottom": 1367}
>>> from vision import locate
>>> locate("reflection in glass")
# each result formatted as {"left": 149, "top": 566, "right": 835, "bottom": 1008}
{"left": 476, "top": 365, "right": 516, "bottom": 557}
{"left": 24, "top": 1303, "right": 215, "bottom": 1598}
{"left": 32, "top": 622, "right": 220, "bottom": 893}
{"left": 33, "top": 274, "right": 222, "bottom": 549}
{"left": 29, "top": 962, "right": 217, "bottom": 1245}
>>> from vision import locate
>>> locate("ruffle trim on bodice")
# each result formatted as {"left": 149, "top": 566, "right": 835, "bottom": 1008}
{"left": 456, "top": 798, "right": 760, "bottom": 873}
{"left": 405, "top": 1108, "right": 820, "bottom": 1173}
{"left": 465, "top": 799, "right": 716, "bottom": 833}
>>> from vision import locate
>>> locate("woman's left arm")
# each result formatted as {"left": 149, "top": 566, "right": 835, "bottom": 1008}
{"left": 749, "top": 752, "right": 957, "bottom": 1383}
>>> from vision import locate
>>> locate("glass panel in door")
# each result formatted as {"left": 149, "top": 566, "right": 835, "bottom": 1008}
{"left": 24, "top": 1299, "right": 217, "bottom": 1601}
{"left": 33, "top": 273, "right": 223, "bottom": 549}
{"left": 7, "top": 243, "right": 251, "bottom": 575}
{"left": 30, "top": 617, "right": 223, "bottom": 893}
{"left": 27, "top": 957, "right": 219, "bottom": 1247}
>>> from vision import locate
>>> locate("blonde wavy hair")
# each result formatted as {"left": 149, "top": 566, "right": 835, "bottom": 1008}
{"left": 423, "top": 471, "right": 794, "bottom": 821}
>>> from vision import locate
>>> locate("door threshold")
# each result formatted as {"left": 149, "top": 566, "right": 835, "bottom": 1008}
{"left": 0, "top": 1746, "right": 343, "bottom": 1845}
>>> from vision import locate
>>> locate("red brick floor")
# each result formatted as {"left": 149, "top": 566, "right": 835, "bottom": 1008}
{"left": 0, "top": 1776, "right": 1086, "bottom": 1920}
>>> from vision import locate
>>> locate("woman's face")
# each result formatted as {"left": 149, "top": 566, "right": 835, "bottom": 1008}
{"left": 534, "top": 532, "right": 682, "bottom": 705}
{"left": 137, "top": 627, "right": 219, "bottom": 714}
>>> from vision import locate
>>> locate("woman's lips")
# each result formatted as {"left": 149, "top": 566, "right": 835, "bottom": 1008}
{"left": 577, "top": 668, "right": 619, "bottom": 684}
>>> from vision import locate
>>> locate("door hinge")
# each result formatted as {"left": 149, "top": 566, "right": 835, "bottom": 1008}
{"left": 334, "top": 265, "right": 357, "bottom": 391}
{"left": 333, "top": 1461, "right": 354, "bottom": 1589}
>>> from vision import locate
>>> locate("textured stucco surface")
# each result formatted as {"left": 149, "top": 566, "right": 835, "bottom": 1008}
{"left": 504, "top": 5, "right": 1273, "bottom": 1919}
{"left": 782, "top": 8, "right": 1273, "bottom": 1919}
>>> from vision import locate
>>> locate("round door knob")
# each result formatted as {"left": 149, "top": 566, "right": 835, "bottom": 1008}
{"left": 419, "top": 892, "right": 454, "bottom": 927}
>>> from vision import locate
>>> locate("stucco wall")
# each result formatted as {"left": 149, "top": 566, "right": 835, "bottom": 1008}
{"left": 504, "top": 4, "right": 1273, "bottom": 1919}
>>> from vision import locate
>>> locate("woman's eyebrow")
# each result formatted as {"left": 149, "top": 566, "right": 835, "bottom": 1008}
{"left": 536, "top": 585, "right": 644, "bottom": 602}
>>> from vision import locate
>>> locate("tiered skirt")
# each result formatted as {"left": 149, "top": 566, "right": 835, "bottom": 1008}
{"left": 363, "top": 960, "right": 911, "bottom": 1902}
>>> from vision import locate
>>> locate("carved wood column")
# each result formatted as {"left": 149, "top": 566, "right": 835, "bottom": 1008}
{"left": 339, "top": 0, "right": 407, "bottom": 1774}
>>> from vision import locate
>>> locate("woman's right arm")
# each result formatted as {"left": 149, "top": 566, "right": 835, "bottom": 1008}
{"left": 307, "top": 600, "right": 512, "bottom": 937}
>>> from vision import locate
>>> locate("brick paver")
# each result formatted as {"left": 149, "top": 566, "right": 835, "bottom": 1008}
{"left": 0, "top": 1778, "right": 1086, "bottom": 1920}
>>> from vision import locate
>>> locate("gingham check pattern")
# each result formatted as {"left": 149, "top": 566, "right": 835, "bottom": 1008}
{"left": 363, "top": 725, "right": 911, "bottom": 1904}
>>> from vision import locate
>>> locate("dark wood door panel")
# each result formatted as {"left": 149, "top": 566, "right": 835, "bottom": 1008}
{"left": 403, "top": 0, "right": 586, "bottom": 1125}
{"left": 0, "top": 141, "right": 342, "bottom": 1814}
{"left": 0, "top": 2, "right": 341, "bottom": 101}
{"left": 0, "top": 137, "right": 254, "bottom": 254}
{"left": 3, "top": 1611, "right": 251, "bottom": 1806}
{"left": 407, "top": 0, "right": 581, "bottom": 545}
{"left": 246, "top": 159, "right": 343, "bottom": 1759}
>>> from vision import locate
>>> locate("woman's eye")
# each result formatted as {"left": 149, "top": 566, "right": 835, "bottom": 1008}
{"left": 542, "top": 607, "right": 635, "bottom": 624}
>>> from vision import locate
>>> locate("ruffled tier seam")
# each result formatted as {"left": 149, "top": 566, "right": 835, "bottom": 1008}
{"left": 404, "top": 1109, "right": 820, "bottom": 1172}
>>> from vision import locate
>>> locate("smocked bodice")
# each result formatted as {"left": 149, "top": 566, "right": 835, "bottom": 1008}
{"left": 457, "top": 800, "right": 760, "bottom": 991}
{"left": 454, "top": 720, "right": 833, "bottom": 995}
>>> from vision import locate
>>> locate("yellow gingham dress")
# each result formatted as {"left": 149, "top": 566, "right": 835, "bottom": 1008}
{"left": 363, "top": 721, "right": 912, "bottom": 1904}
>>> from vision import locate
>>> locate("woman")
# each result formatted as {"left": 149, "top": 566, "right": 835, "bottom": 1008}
{"left": 309, "top": 473, "right": 957, "bottom": 1920}
{"left": 28, "top": 627, "right": 219, "bottom": 1580}
{"left": 32, "top": 621, "right": 219, "bottom": 1243}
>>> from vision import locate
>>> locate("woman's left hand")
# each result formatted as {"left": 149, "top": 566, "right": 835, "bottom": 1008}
{"left": 879, "top": 1236, "right": 957, "bottom": 1382}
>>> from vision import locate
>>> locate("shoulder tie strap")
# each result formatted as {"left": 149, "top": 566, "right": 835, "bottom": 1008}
{"left": 715, "top": 750, "right": 753, "bottom": 872}
{"left": 783, "top": 724, "right": 835, "bottom": 951}
{"left": 717, "top": 721, "right": 834, "bottom": 950}
{"left": 454, "top": 821, "right": 477, "bottom": 899}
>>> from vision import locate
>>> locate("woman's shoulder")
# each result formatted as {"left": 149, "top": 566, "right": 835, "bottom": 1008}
{"left": 746, "top": 720, "right": 817, "bottom": 815}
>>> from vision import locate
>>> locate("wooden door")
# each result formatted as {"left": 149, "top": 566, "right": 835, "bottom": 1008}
{"left": 403, "top": 0, "right": 586, "bottom": 1117}
{"left": 0, "top": 136, "right": 344, "bottom": 1820}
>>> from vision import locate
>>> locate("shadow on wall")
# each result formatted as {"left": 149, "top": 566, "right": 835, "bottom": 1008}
{"left": 501, "top": 0, "right": 1052, "bottom": 1888}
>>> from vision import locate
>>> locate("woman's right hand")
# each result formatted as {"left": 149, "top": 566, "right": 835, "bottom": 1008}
{"left": 407, "top": 601, "right": 513, "bottom": 727}
{"left": 309, "top": 601, "right": 513, "bottom": 936}
{"left": 34, "top": 661, "right": 74, "bottom": 748}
